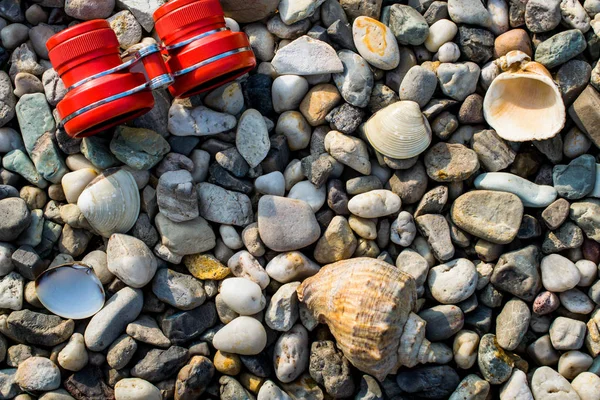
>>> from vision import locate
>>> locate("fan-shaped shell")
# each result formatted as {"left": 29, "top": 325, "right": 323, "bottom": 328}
{"left": 483, "top": 50, "right": 566, "bottom": 142}
{"left": 297, "top": 258, "right": 417, "bottom": 381}
{"left": 77, "top": 169, "right": 140, "bottom": 238}
{"left": 364, "top": 101, "right": 432, "bottom": 159}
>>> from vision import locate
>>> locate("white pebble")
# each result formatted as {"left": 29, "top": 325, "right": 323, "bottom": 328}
{"left": 220, "top": 277, "right": 266, "bottom": 315}
{"left": 228, "top": 250, "right": 270, "bottom": 289}
{"left": 559, "top": 288, "right": 595, "bottom": 315}
{"left": 288, "top": 181, "right": 326, "bottom": 212}
{"left": 571, "top": 372, "right": 600, "bottom": 400}
{"left": 436, "top": 42, "right": 461, "bottom": 63}
{"left": 532, "top": 366, "right": 580, "bottom": 400}
{"left": 115, "top": 378, "right": 161, "bottom": 400}
{"left": 61, "top": 168, "right": 98, "bottom": 204}
{"left": 255, "top": 171, "right": 286, "bottom": 196}
{"left": 275, "top": 111, "right": 311, "bottom": 151}
{"left": 213, "top": 316, "right": 267, "bottom": 355}
{"left": 265, "top": 251, "right": 320, "bottom": 283}
{"left": 541, "top": 254, "right": 581, "bottom": 292}
{"left": 453, "top": 330, "right": 479, "bottom": 369}
{"left": 273, "top": 324, "right": 309, "bottom": 383}
{"left": 558, "top": 351, "right": 594, "bottom": 380}
{"left": 500, "top": 369, "right": 533, "bottom": 400}
{"left": 424, "top": 19, "right": 458, "bottom": 53}
{"left": 575, "top": 259, "right": 597, "bottom": 286}
{"left": 272, "top": 75, "right": 309, "bottom": 113}
{"left": 348, "top": 190, "right": 401, "bottom": 218}
{"left": 58, "top": 333, "right": 88, "bottom": 371}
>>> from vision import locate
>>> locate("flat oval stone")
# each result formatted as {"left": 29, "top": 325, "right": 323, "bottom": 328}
{"left": 427, "top": 259, "right": 477, "bottom": 304}
{"left": 348, "top": 190, "right": 401, "bottom": 218}
{"left": 477, "top": 334, "right": 514, "bottom": 385}
{"left": 531, "top": 366, "right": 580, "bottom": 399}
{"left": 451, "top": 190, "right": 524, "bottom": 244}
{"left": 352, "top": 16, "right": 400, "bottom": 70}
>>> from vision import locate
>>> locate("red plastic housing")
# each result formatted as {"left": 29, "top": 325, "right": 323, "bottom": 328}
{"left": 47, "top": 20, "right": 154, "bottom": 138}
{"left": 154, "top": 0, "right": 256, "bottom": 98}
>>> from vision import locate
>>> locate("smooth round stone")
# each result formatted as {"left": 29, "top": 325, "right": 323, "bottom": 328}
{"left": 115, "top": 378, "right": 161, "bottom": 400}
{"left": 265, "top": 251, "right": 320, "bottom": 283}
{"left": 399, "top": 66, "right": 437, "bottom": 107}
{"left": 563, "top": 127, "right": 592, "bottom": 159}
{"left": 15, "top": 357, "right": 60, "bottom": 392}
{"left": 204, "top": 82, "right": 244, "bottom": 115}
{"left": 219, "top": 225, "right": 243, "bottom": 250}
{"left": 61, "top": 168, "right": 97, "bottom": 204}
{"left": 348, "top": 190, "right": 401, "bottom": 218}
{"left": 352, "top": 16, "right": 399, "bottom": 70}
{"left": 57, "top": 333, "right": 88, "bottom": 371}
{"left": 425, "top": 143, "right": 479, "bottom": 183}
{"left": 428, "top": 258, "right": 477, "bottom": 304}
{"left": 437, "top": 42, "right": 460, "bottom": 62}
{"left": 494, "top": 28, "right": 532, "bottom": 58}
{"left": 395, "top": 248, "right": 428, "bottom": 286}
{"left": 0, "top": 127, "right": 23, "bottom": 153}
{"left": 275, "top": 111, "right": 311, "bottom": 151}
{"left": 571, "top": 372, "right": 600, "bottom": 400}
{"left": 474, "top": 172, "right": 557, "bottom": 208}
{"left": 107, "top": 234, "right": 157, "bottom": 289}
{"left": 257, "top": 196, "right": 321, "bottom": 252}
{"left": 213, "top": 316, "right": 267, "bottom": 355}
{"left": 236, "top": 109, "right": 270, "bottom": 168}
{"left": 541, "top": 254, "right": 581, "bottom": 292}
{"left": 559, "top": 351, "right": 593, "bottom": 380}
{"left": 418, "top": 305, "right": 464, "bottom": 341}
{"left": 575, "top": 260, "right": 597, "bottom": 286}
{"left": 272, "top": 75, "right": 309, "bottom": 114}
{"left": 1, "top": 23, "right": 28, "bottom": 50}
{"left": 220, "top": 277, "right": 266, "bottom": 315}
{"left": 559, "top": 288, "right": 594, "bottom": 314}
{"left": 214, "top": 350, "right": 241, "bottom": 375}
{"left": 243, "top": 23, "right": 276, "bottom": 62}
{"left": 424, "top": 19, "right": 458, "bottom": 52}
{"left": 255, "top": 171, "right": 285, "bottom": 197}
{"left": 532, "top": 366, "right": 580, "bottom": 399}
{"left": 258, "top": 380, "right": 292, "bottom": 400}
{"left": 534, "top": 29, "right": 587, "bottom": 69}
{"left": 500, "top": 370, "right": 533, "bottom": 400}
{"left": 273, "top": 324, "right": 309, "bottom": 383}
{"left": 348, "top": 215, "right": 377, "bottom": 240}
{"left": 288, "top": 181, "right": 326, "bottom": 212}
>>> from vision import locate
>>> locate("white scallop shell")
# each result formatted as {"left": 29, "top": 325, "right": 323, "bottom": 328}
{"left": 364, "top": 101, "right": 432, "bottom": 159}
{"left": 77, "top": 169, "right": 140, "bottom": 238}
{"left": 483, "top": 50, "right": 566, "bottom": 142}
{"left": 36, "top": 263, "right": 105, "bottom": 319}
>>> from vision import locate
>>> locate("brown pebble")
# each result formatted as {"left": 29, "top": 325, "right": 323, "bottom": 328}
{"left": 494, "top": 29, "right": 532, "bottom": 58}
{"left": 582, "top": 238, "right": 600, "bottom": 264}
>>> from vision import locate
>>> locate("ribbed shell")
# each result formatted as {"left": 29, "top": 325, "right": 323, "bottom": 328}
{"left": 78, "top": 169, "right": 140, "bottom": 238}
{"left": 297, "top": 258, "right": 416, "bottom": 381}
{"left": 364, "top": 101, "right": 432, "bottom": 159}
{"left": 483, "top": 51, "right": 565, "bottom": 142}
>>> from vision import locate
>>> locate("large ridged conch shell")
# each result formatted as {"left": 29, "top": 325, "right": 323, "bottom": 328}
{"left": 77, "top": 169, "right": 140, "bottom": 238}
{"left": 483, "top": 50, "right": 566, "bottom": 142}
{"left": 297, "top": 258, "right": 440, "bottom": 381}
{"left": 363, "top": 101, "right": 432, "bottom": 159}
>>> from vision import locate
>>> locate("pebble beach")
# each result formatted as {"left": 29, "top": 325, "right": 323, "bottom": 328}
{"left": 0, "top": 0, "right": 599, "bottom": 399}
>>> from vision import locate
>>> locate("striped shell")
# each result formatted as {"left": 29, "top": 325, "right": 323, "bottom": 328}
{"left": 78, "top": 169, "right": 140, "bottom": 238}
{"left": 297, "top": 258, "right": 417, "bottom": 380}
{"left": 364, "top": 101, "right": 432, "bottom": 159}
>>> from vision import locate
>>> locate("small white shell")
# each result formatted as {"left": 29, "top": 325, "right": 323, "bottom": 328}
{"left": 36, "top": 263, "right": 105, "bottom": 319}
{"left": 77, "top": 169, "right": 140, "bottom": 238}
{"left": 364, "top": 101, "right": 432, "bottom": 159}
{"left": 483, "top": 50, "right": 566, "bottom": 142}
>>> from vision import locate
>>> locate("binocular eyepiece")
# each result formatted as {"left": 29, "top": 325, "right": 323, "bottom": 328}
{"left": 46, "top": 0, "right": 256, "bottom": 138}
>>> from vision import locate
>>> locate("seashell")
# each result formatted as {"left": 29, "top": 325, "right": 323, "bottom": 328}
{"left": 36, "top": 263, "right": 105, "bottom": 319}
{"left": 297, "top": 257, "right": 439, "bottom": 381}
{"left": 483, "top": 50, "right": 566, "bottom": 142}
{"left": 77, "top": 169, "right": 140, "bottom": 238}
{"left": 363, "top": 101, "right": 432, "bottom": 159}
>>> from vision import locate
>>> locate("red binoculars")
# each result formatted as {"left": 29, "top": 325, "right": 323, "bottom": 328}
{"left": 46, "top": 0, "right": 256, "bottom": 138}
